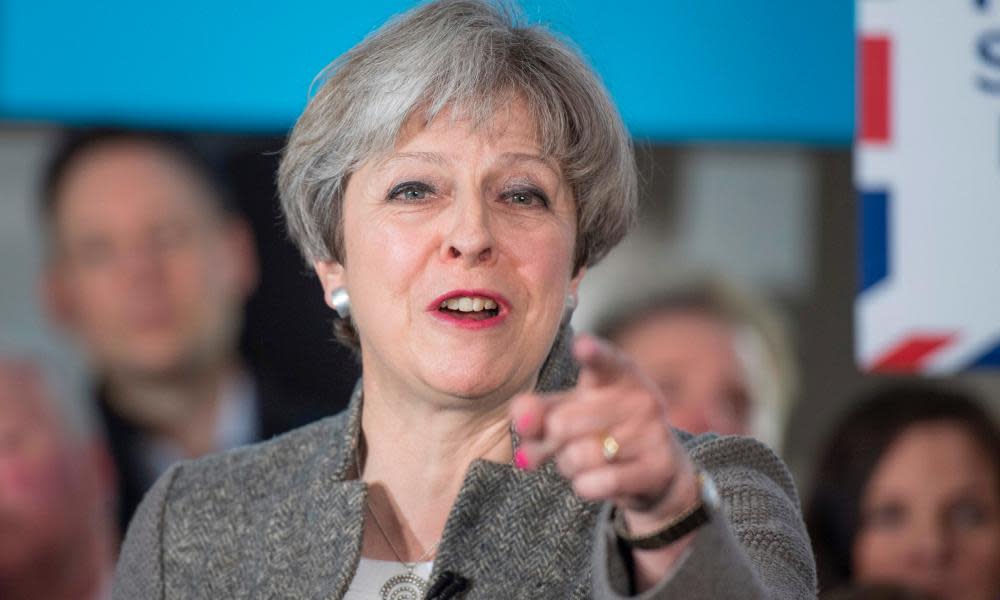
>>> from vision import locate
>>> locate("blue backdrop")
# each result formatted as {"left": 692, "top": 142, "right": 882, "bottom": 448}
{"left": 0, "top": 1, "right": 854, "bottom": 142}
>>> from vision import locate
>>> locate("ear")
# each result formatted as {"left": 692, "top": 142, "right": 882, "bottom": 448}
{"left": 313, "top": 259, "right": 347, "bottom": 309}
{"left": 40, "top": 264, "right": 77, "bottom": 329}
{"left": 222, "top": 218, "right": 259, "bottom": 299}
{"left": 568, "top": 265, "right": 587, "bottom": 304}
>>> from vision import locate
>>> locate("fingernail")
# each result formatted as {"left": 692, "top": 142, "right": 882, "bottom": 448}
{"left": 516, "top": 413, "right": 534, "bottom": 433}
{"left": 514, "top": 449, "right": 529, "bottom": 470}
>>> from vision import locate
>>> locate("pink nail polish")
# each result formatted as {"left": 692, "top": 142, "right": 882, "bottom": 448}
{"left": 514, "top": 449, "right": 529, "bottom": 470}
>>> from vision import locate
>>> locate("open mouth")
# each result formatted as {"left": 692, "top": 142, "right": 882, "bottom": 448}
{"left": 437, "top": 295, "right": 502, "bottom": 321}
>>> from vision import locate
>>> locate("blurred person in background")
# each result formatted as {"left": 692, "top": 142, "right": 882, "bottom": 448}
{"left": 595, "top": 277, "right": 796, "bottom": 451}
{"left": 39, "top": 130, "right": 327, "bottom": 533}
{"left": 820, "top": 583, "right": 940, "bottom": 600}
{"left": 0, "top": 356, "right": 116, "bottom": 600}
{"left": 806, "top": 384, "right": 1000, "bottom": 600}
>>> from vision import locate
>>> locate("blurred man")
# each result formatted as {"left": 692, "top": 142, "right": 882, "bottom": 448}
{"left": 40, "top": 130, "right": 321, "bottom": 532}
{"left": 0, "top": 358, "right": 116, "bottom": 600}
{"left": 596, "top": 278, "right": 796, "bottom": 450}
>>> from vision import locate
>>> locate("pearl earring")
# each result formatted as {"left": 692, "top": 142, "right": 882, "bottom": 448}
{"left": 562, "top": 294, "right": 577, "bottom": 324}
{"left": 330, "top": 287, "right": 351, "bottom": 319}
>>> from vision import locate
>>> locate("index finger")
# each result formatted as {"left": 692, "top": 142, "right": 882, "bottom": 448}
{"left": 573, "top": 334, "right": 630, "bottom": 389}
{"left": 509, "top": 389, "right": 572, "bottom": 440}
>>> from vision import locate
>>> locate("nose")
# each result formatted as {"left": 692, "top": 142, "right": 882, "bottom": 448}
{"left": 440, "top": 192, "right": 495, "bottom": 267}
{"left": 902, "top": 515, "right": 954, "bottom": 584}
{"left": 665, "top": 392, "right": 713, "bottom": 436}
{"left": 119, "top": 238, "right": 167, "bottom": 285}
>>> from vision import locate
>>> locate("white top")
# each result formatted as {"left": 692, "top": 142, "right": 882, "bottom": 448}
{"left": 343, "top": 558, "right": 435, "bottom": 599}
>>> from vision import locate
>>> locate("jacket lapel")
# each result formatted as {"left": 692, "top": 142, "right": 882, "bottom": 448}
{"left": 427, "top": 460, "right": 598, "bottom": 599}
{"left": 255, "top": 386, "right": 367, "bottom": 599}
{"left": 257, "top": 323, "right": 582, "bottom": 599}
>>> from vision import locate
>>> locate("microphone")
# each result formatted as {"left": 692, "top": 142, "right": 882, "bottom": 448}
{"left": 426, "top": 571, "right": 470, "bottom": 599}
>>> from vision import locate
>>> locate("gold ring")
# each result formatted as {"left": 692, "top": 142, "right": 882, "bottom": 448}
{"left": 601, "top": 434, "right": 620, "bottom": 462}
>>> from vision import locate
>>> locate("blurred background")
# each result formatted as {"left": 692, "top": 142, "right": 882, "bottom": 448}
{"left": 1, "top": 3, "right": 999, "bottom": 597}
{"left": 4, "top": 0, "right": 996, "bottom": 478}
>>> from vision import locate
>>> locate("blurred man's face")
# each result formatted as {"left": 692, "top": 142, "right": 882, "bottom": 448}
{"left": 614, "top": 310, "right": 750, "bottom": 436}
{"left": 0, "top": 361, "right": 86, "bottom": 573}
{"left": 48, "top": 142, "right": 254, "bottom": 381}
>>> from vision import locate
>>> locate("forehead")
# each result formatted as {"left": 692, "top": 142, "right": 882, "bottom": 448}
{"left": 622, "top": 310, "right": 735, "bottom": 351}
{"left": 53, "top": 141, "right": 220, "bottom": 235}
{"left": 387, "top": 99, "right": 549, "bottom": 162}
{"left": 867, "top": 422, "right": 998, "bottom": 493}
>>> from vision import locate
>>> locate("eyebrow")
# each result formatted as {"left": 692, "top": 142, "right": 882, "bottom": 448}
{"left": 380, "top": 152, "right": 451, "bottom": 169}
{"left": 496, "top": 152, "right": 560, "bottom": 175}
{"left": 379, "top": 151, "right": 559, "bottom": 175}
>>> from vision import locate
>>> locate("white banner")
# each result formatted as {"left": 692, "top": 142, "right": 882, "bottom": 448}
{"left": 855, "top": 0, "right": 1000, "bottom": 373}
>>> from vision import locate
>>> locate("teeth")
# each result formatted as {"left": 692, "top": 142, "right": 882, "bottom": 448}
{"left": 440, "top": 296, "right": 500, "bottom": 313}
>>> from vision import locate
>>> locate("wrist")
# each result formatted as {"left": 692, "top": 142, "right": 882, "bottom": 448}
{"left": 622, "top": 460, "right": 700, "bottom": 536}
{"left": 615, "top": 466, "right": 719, "bottom": 551}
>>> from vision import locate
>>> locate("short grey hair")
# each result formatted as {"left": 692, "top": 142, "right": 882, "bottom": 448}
{"left": 278, "top": 0, "right": 637, "bottom": 273}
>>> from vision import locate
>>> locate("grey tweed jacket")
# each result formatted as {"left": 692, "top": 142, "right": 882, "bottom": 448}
{"left": 113, "top": 329, "right": 817, "bottom": 599}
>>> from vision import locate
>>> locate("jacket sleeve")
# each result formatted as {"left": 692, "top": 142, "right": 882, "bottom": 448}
{"left": 591, "top": 436, "right": 817, "bottom": 599}
{"left": 112, "top": 462, "right": 183, "bottom": 600}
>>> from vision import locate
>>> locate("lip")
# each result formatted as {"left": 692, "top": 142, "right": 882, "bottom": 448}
{"left": 427, "top": 289, "right": 510, "bottom": 330}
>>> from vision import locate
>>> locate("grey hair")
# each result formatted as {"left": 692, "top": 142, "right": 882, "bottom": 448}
{"left": 278, "top": 0, "right": 637, "bottom": 274}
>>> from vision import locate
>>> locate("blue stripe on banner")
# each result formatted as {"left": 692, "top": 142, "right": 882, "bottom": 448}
{"left": 965, "top": 338, "right": 1000, "bottom": 368}
{"left": 858, "top": 189, "right": 890, "bottom": 293}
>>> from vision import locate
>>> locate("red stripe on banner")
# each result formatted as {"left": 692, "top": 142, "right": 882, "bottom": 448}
{"left": 859, "top": 36, "right": 891, "bottom": 143}
{"left": 871, "top": 334, "right": 954, "bottom": 373}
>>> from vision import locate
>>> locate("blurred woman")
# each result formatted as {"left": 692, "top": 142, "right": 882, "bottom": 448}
{"left": 807, "top": 384, "right": 1000, "bottom": 600}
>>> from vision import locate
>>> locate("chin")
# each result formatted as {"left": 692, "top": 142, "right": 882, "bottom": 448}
{"left": 432, "top": 374, "right": 504, "bottom": 400}
{"left": 115, "top": 342, "right": 195, "bottom": 379}
{"left": 423, "top": 360, "right": 521, "bottom": 401}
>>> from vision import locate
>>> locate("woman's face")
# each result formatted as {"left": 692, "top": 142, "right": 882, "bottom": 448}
{"left": 852, "top": 421, "right": 1000, "bottom": 600}
{"left": 315, "top": 101, "right": 582, "bottom": 405}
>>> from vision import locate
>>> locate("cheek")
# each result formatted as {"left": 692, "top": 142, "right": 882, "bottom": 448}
{"left": 499, "top": 218, "right": 576, "bottom": 288}
{"left": 70, "top": 270, "right": 126, "bottom": 326}
{"left": 346, "top": 219, "right": 432, "bottom": 300}
{"left": 959, "top": 520, "right": 1000, "bottom": 560}
{"left": 853, "top": 529, "right": 903, "bottom": 577}
{"left": 167, "top": 247, "right": 226, "bottom": 306}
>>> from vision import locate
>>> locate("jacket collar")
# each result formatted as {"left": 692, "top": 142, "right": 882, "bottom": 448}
{"left": 301, "top": 323, "right": 585, "bottom": 597}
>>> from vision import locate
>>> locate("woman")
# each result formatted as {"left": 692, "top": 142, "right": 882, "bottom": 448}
{"left": 114, "top": 1, "right": 815, "bottom": 598}
{"left": 806, "top": 384, "right": 1000, "bottom": 600}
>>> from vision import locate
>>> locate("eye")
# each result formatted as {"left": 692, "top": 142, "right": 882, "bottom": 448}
{"left": 863, "top": 501, "right": 907, "bottom": 530}
{"left": 948, "top": 499, "right": 989, "bottom": 529}
{"left": 501, "top": 187, "right": 549, "bottom": 208}
{"left": 151, "top": 223, "right": 191, "bottom": 251}
{"left": 388, "top": 181, "right": 435, "bottom": 202}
